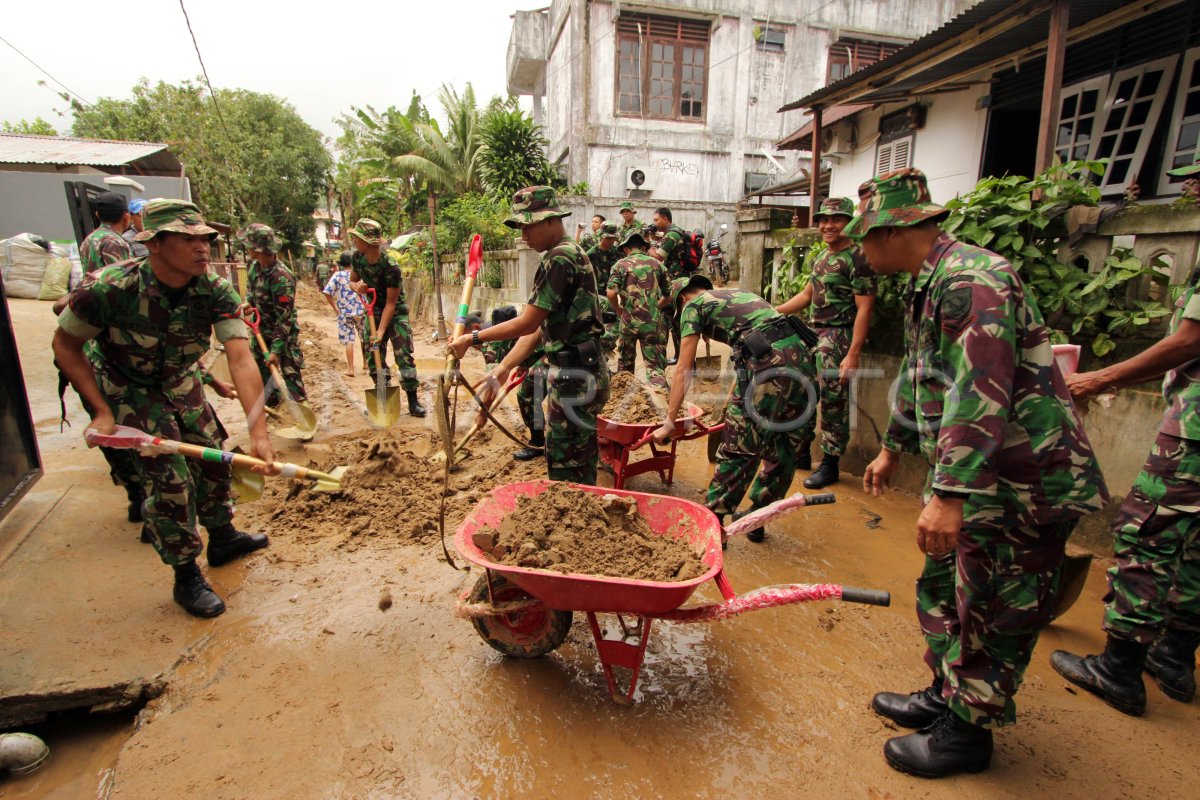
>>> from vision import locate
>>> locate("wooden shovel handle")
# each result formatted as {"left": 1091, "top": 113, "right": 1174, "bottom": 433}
{"left": 171, "top": 441, "right": 322, "bottom": 481}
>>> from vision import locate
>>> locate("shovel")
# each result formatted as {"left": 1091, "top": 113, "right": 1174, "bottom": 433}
{"left": 1051, "top": 553, "right": 1094, "bottom": 621}
{"left": 362, "top": 288, "right": 401, "bottom": 427}
{"left": 435, "top": 234, "right": 484, "bottom": 462}
{"left": 706, "top": 377, "right": 737, "bottom": 462}
{"left": 452, "top": 368, "right": 527, "bottom": 459}
{"left": 694, "top": 336, "right": 722, "bottom": 373}
{"left": 243, "top": 306, "right": 317, "bottom": 441}
{"left": 87, "top": 425, "right": 347, "bottom": 493}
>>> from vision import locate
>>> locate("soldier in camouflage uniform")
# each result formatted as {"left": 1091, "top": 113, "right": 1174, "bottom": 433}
{"left": 240, "top": 223, "right": 308, "bottom": 407}
{"left": 776, "top": 197, "right": 877, "bottom": 488}
{"left": 79, "top": 192, "right": 132, "bottom": 272}
{"left": 448, "top": 186, "right": 609, "bottom": 484}
{"left": 1049, "top": 156, "right": 1200, "bottom": 716}
{"left": 607, "top": 230, "right": 669, "bottom": 390}
{"left": 651, "top": 207, "right": 692, "bottom": 362}
{"left": 617, "top": 201, "right": 640, "bottom": 241}
{"left": 347, "top": 218, "right": 425, "bottom": 416}
{"left": 576, "top": 213, "right": 604, "bottom": 251}
{"left": 854, "top": 170, "right": 1109, "bottom": 778}
{"left": 479, "top": 306, "right": 549, "bottom": 460}
{"left": 653, "top": 275, "right": 816, "bottom": 539}
{"left": 53, "top": 200, "right": 276, "bottom": 619}
{"left": 586, "top": 222, "right": 622, "bottom": 357}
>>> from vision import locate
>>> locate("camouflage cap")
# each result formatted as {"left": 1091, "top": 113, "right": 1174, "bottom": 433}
{"left": 240, "top": 222, "right": 282, "bottom": 254}
{"left": 503, "top": 185, "right": 571, "bottom": 229}
{"left": 133, "top": 199, "right": 218, "bottom": 242}
{"left": 668, "top": 273, "right": 714, "bottom": 307}
{"left": 619, "top": 201, "right": 637, "bottom": 212}
{"left": 618, "top": 230, "right": 649, "bottom": 249}
{"left": 349, "top": 218, "right": 385, "bottom": 245}
{"left": 1167, "top": 150, "right": 1200, "bottom": 177}
{"left": 812, "top": 196, "right": 856, "bottom": 221}
{"left": 599, "top": 222, "right": 619, "bottom": 238}
{"left": 843, "top": 168, "right": 949, "bottom": 239}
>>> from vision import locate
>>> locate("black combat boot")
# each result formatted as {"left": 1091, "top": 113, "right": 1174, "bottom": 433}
{"left": 1050, "top": 635, "right": 1148, "bottom": 716}
{"left": 872, "top": 677, "right": 949, "bottom": 728}
{"left": 126, "top": 484, "right": 145, "bottom": 523}
{"left": 206, "top": 524, "right": 270, "bottom": 567}
{"left": 795, "top": 446, "right": 812, "bottom": 471}
{"left": 513, "top": 431, "right": 546, "bottom": 461}
{"left": 803, "top": 454, "right": 840, "bottom": 489}
{"left": 1145, "top": 627, "right": 1200, "bottom": 703}
{"left": 406, "top": 389, "right": 426, "bottom": 417}
{"left": 173, "top": 561, "right": 225, "bottom": 618}
{"left": 731, "top": 508, "right": 765, "bottom": 543}
{"left": 883, "top": 709, "right": 993, "bottom": 778}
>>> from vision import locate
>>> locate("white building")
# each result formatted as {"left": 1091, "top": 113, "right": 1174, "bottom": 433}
{"left": 507, "top": 0, "right": 976, "bottom": 223}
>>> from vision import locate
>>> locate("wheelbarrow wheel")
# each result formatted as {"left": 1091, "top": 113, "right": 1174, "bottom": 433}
{"left": 468, "top": 573, "right": 572, "bottom": 659}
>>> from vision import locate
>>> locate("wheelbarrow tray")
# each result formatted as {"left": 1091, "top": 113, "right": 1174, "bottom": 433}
{"left": 597, "top": 402, "right": 705, "bottom": 446}
{"left": 454, "top": 480, "right": 723, "bottom": 616}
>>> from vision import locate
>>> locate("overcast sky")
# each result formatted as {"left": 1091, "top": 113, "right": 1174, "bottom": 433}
{"left": 1, "top": 0, "right": 548, "bottom": 145}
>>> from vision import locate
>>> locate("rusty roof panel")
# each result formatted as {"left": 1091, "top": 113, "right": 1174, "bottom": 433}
{"left": 0, "top": 134, "right": 182, "bottom": 174}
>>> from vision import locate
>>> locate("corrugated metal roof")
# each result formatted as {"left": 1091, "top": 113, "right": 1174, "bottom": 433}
{"left": 0, "top": 134, "right": 182, "bottom": 175}
{"left": 778, "top": 0, "right": 1175, "bottom": 112}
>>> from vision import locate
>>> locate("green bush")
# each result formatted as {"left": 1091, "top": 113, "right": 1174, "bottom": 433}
{"left": 435, "top": 193, "right": 516, "bottom": 256}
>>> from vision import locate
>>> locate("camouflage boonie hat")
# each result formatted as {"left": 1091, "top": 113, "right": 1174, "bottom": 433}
{"left": 240, "top": 223, "right": 281, "bottom": 254}
{"left": 133, "top": 199, "right": 218, "bottom": 242}
{"left": 1167, "top": 150, "right": 1200, "bottom": 177}
{"left": 349, "top": 218, "right": 384, "bottom": 245}
{"left": 618, "top": 230, "right": 649, "bottom": 249}
{"left": 599, "top": 222, "right": 619, "bottom": 238}
{"left": 813, "top": 196, "right": 856, "bottom": 221}
{"left": 843, "top": 168, "right": 949, "bottom": 239}
{"left": 619, "top": 201, "right": 636, "bottom": 212}
{"left": 503, "top": 185, "right": 571, "bottom": 229}
{"left": 668, "top": 274, "right": 714, "bottom": 307}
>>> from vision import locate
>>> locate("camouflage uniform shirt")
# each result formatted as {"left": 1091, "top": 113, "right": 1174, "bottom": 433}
{"left": 810, "top": 245, "right": 876, "bottom": 326}
{"left": 527, "top": 236, "right": 604, "bottom": 356}
{"left": 679, "top": 288, "right": 787, "bottom": 351}
{"left": 79, "top": 224, "right": 132, "bottom": 273}
{"left": 1160, "top": 271, "right": 1200, "bottom": 441}
{"left": 607, "top": 252, "right": 667, "bottom": 334}
{"left": 351, "top": 250, "right": 408, "bottom": 318}
{"left": 881, "top": 232, "right": 1108, "bottom": 528}
{"left": 57, "top": 259, "right": 247, "bottom": 414}
{"left": 657, "top": 224, "right": 691, "bottom": 280}
{"left": 585, "top": 243, "right": 621, "bottom": 291}
{"left": 246, "top": 258, "right": 302, "bottom": 361}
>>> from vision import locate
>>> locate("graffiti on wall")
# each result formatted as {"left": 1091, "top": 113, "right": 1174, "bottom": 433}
{"left": 659, "top": 158, "right": 700, "bottom": 177}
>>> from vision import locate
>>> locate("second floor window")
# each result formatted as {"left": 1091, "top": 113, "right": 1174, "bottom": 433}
{"left": 617, "top": 13, "right": 709, "bottom": 122}
{"left": 827, "top": 37, "right": 903, "bottom": 84}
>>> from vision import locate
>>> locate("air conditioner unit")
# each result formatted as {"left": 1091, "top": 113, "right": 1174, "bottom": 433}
{"left": 820, "top": 126, "right": 853, "bottom": 157}
{"left": 626, "top": 165, "right": 654, "bottom": 192}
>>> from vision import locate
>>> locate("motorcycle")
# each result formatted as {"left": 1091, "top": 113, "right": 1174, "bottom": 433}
{"left": 706, "top": 224, "right": 730, "bottom": 286}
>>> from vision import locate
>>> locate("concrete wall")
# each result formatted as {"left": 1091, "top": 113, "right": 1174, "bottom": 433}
{"left": 840, "top": 353, "right": 1166, "bottom": 554}
{"left": 827, "top": 85, "right": 990, "bottom": 203}
{"left": 536, "top": 0, "right": 975, "bottom": 205}
{"left": 0, "top": 170, "right": 192, "bottom": 246}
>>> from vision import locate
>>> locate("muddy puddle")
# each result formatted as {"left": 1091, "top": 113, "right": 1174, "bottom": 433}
{"left": 8, "top": 285, "right": 1199, "bottom": 799}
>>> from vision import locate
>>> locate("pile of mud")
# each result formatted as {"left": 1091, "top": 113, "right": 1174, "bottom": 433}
{"left": 601, "top": 371, "right": 665, "bottom": 425}
{"left": 476, "top": 483, "right": 706, "bottom": 582}
{"left": 244, "top": 429, "right": 544, "bottom": 553}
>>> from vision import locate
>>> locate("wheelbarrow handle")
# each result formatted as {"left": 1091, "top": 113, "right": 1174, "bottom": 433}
{"left": 840, "top": 587, "right": 891, "bottom": 607}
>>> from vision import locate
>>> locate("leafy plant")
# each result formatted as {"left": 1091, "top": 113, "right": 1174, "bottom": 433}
{"left": 436, "top": 193, "right": 515, "bottom": 255}
{"left": 942, "top": 160, "right": 1175, "bottom": 357}
{"left": 479, "top": 102, "right": 557, "bottom": 199}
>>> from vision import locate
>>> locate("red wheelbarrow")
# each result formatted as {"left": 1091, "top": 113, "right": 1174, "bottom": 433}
{"left": 597, "top": 404, "right": 719, "bottom": 490}
{"left": 455, "top": 480, "right": 890, "bottom": 704}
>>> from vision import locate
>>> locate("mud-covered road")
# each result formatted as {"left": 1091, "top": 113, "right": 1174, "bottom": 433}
{"left": 3, "top": 282, "right": 1197, "bottom": 799}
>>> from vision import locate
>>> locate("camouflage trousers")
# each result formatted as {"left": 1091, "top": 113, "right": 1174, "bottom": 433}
{"left": 251, "top": 338, "right": 308, "bottom": 405}
{"left": 599, "top": 296, "right": 619, "bottom": 357}
{"left": 101, "top": 380, "right": 235, "bottom": 567}
{"left": 516, "top": 360, "right": 548, "bottom": 434}
{"left": 918, "top": 519, "right": 1075, "bottom": 728}
{"left": 707, "top": 352, "right": 816, "bottom": 516}
{"left": 796, "top": 327, "right": 852, "bottom": 456}
{"left": 362, "top": 311, "right": 419, "bottom": 392}
{"left": 617, "top": 324, "right": 669, "bottom": 390}
{"left": 71, "top": 377, "right": 143, "bottom": 497}
{"left": 1102, "top": 431, "right": 1200, "bottom": 642}
{"left": 544, "top": 359, "right": 610, "bottom": 485}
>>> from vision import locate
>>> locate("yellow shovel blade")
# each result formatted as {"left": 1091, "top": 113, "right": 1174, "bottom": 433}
{"left": 310, "top": 465, "right": 347, "bottom": 493}
{"left": 364, "top": 385, "right": 401, "bottom": 427}
{"left": 230, "top": 461, "right": 264, "bottom": 503}
{"left": 288, "top": 400, "right": 318, "bottom": 434}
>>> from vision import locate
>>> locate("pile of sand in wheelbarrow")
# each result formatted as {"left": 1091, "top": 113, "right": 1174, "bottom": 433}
{"left": 477, "top": 483, "right": 706, "bottom": 582}
{"left": 601, "top": 371, "right": 665, "bottom": 425}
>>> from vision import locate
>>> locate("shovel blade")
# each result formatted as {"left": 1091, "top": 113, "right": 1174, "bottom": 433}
{"left": 230, "top": 459, "right": 264, "bottom": 503}
{"left": 364, "top": 384, "right": 401, "bottom": 427}
{"left": 287, "top": 400, "right": 318, "bottom": 434}
{"left": 311, "top": 465, "right": 348, "bottom": 493}
{"left": 274, "top": 425, "right": 315, "bottom": 442}
{"left": 1051, "top": 554, "right": 1093, "bottom": 621}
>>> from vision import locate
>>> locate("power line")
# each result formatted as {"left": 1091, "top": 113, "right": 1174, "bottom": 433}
{"left": 177, "top": 0, "right": 234, "bottom": 144}
{"left": 0, "top": 32, "right": 93, "bottom": 109}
